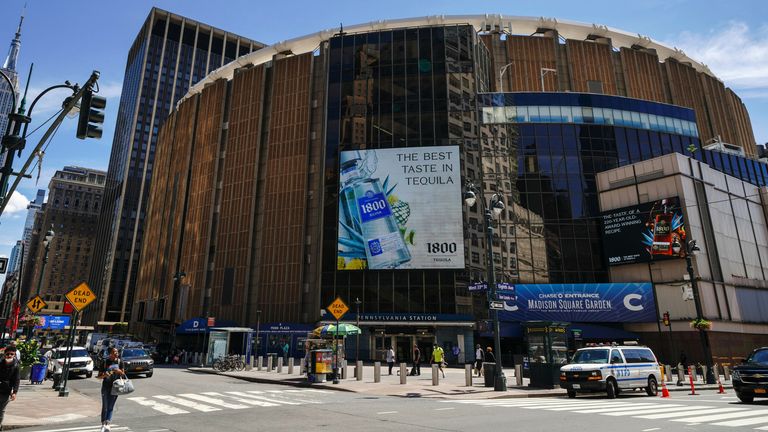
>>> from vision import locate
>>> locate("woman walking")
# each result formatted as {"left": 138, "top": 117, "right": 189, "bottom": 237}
{"left": 98, "top": 347, "right": 124, "bottom": 431}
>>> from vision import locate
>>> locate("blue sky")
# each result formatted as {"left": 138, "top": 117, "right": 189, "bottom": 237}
{"left": 0, "top": 0, "right": 766, "bottom": 287}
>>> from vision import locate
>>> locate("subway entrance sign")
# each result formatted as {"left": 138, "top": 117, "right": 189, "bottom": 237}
{"left": 65, "top": 282, "right": 97, "bottom": 312}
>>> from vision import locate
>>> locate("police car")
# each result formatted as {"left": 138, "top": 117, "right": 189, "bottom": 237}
{"left": 560, "top": 344, "right": 660, "bottom": 398}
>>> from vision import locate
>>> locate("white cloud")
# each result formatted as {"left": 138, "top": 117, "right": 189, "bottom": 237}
{"left": 672, "top": 22, "right": 768, "bottom": 98}
{"left": 3, "top": 191, "right": 29, "bottom": 215}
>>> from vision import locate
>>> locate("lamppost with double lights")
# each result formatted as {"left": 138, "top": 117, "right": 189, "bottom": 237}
{"left": 34, "top": 225, "right": 55, "bottom": 296}
{"left": 498, "top": 62, "right": 514, "bottom": 92}
{"left": 464, "top": 180, "right": 507, "bottom": 391}
{"left": 685, "top": 239, "right": 716, "bottom": 384}
{"left": 540, "top": 68, "right": 557, "bottom": 92}
{"left": 354, "top": 297, "right": 362, "bottom": 362}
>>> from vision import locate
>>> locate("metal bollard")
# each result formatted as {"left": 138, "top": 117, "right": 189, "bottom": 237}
{"left": 724, "top": 365, "right": 731, "bottom": 381}
{"left": 664, "top": 365, "right": 672, "bottom": 383}
{"left": 267, "top": 355, "right": 273, "bottom": 372}
{"left": 374, "top": 362, "right": 381, "bottom": 383}
{"left": 677, "top": 363, "right": 685, "bottom": 386}
{"left": 246, "top": 355, "right": 253, "bottom": 371}
{"left": 288, "top": 358, "right": 294, "bottom": 374}
{"left": 515, "top": 364, "right": 523, "bottom": 386}
{"left": 356, "top": 361, "right": 363, "bottom": 381}
{"left": 400, "top": 363, "right": 407, "bottom": 384}
{"left": 700, "top": 365, "right": 707, "bottom": 383}
{"left": 299, "top": 358, "right": 306, "bottom": 374}
{"left": 432, "top": 364, "right": 439, "bottom": 386}
{"left": 257, "top": 356, "right": 263, "bottom": 371}
{"left": 465, "top": 364, "right": 473, "bottom": 386}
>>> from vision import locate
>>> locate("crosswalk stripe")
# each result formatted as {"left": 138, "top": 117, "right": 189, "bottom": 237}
{"left": 154, "top": 395, "right": 221, "bottom": 412}
{"left": 671, "top": 410, "right": 768, "bottom": 423}
{"left": 600, "top": 405, "right": 701, "bottom": 416}
{"left": 636, "top": 407, "right": 746, "bottom": 419}
{"left": 244, "top": 390, "right": 301, "bottom": 405}
{"left": 31, "top": 428, "right": 129, "bottom": 432}
{"left": 127, "top": 396, "right": 190, "bottom": 415}
{"left": 539, "top": 403, "right": 638, "bottom": 411}
{"left": 712, "top": 415, "right": 768, "bottom": 427}
{"left": 205, "top": 391, "right": 282, "bottom": 407}
{"left": 178, "top": 393, "right": 250, "bottom": 409}
{"left": 222, "top": 391, "right": 281, "bottom": 406}
{"left": 572, "top": 403, "right": 664, "bottom": 413}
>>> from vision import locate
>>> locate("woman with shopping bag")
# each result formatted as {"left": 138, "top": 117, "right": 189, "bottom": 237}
{"left": 98, "top": 347, "right": 127, "bottom": 431}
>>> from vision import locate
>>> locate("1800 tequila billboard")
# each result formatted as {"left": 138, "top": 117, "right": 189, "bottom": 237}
{"left": 337, "top": 146, "right": 465, "bottom": 270}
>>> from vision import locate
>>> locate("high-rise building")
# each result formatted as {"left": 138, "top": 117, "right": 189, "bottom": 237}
{"left": 0, "top": 13, "right": 22, "bottom": 167}
{"left": 25, "top": 167, "right": 105, "bottom": 311}
{"left": 87, "top": 8, "right": 264, "bottom": 324}
{"left": 6, "top": 240, "right": 21, "bottom": 276}
{"left": 22, "top": 189, "right": 45, "bottom": 256}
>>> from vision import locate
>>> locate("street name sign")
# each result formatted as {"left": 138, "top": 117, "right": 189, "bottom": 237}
{"left": 65, "top": 282, "right": 97, "bottom": 312}
{"left": 328, "top": 297, "right": 349, "bottom": 320}
{"left": 26, "top": 295, "right": 47, "bottom": 313}
{"left": 489, "top": 301, "right": 505, "bottom": 310}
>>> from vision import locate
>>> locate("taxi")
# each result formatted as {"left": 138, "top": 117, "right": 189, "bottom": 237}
{"left": 560, "top": 344, "right": 660, "bottom": 398}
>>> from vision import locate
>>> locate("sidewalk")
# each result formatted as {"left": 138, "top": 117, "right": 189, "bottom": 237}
{"left": 188, "top": 363, "right": 734, "bottom": 400}
{"left": 5, "top": 381, "right": 100, "bottom": 430}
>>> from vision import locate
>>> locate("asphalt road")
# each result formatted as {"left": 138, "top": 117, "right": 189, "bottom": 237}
{"left": 15, "top": 367, "right": 768, "bottom": 432}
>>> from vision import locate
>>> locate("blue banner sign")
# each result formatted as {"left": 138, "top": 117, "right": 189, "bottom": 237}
{"left": 468, "top": 282, "right": 488, "bottom": 292}
{"left": 35, "top": 315, "right": 71, "bottom": 330}
{"left": 499, "top": 283, "right": 656, "bottom": 323}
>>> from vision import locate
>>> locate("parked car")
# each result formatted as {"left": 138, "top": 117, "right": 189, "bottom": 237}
{"left": 560, "top": 345, "right": 660, "bottom": 399}
{"left": 733, "top": 347, "right": 768, "bottom": 403}
{"left": 120, "top": 346, "right": 154, "bottom": 378}
{"left": 47, "top": 346, "right": 94, "bottom": 378}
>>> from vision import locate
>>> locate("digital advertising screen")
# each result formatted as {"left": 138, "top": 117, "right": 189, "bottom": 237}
{"left": 337, "top": 146, "right": 464, "bottom": 270}
{"left": 601, "top": 197, "right": 687, "bottom": 266}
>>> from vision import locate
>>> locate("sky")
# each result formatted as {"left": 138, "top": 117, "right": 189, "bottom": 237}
{"left": 0, "top": 0, "right": 766, "bottom": 288}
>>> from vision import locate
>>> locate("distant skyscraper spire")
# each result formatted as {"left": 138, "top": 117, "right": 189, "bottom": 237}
{"left": 3, "top": 5, "right": 24, "bottom": 71}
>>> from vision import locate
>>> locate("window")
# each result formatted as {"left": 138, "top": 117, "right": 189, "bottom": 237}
{"left": 587, "top": 80, "right": 603, "bottom": 94}
{"left": 622, "top": 348, "right": 655, "bottom": 363}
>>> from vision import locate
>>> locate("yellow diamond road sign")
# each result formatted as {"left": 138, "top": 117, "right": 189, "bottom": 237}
{"left": 65, "top": 282, "right": 97, "bottom": 312}
{"left": 26, "top": 295, "right": 47, "bottom": 314}
{"left": 327, "top": 297, "right": 349, "bottom": 320}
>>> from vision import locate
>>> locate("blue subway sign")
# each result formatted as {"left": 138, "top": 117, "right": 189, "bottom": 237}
{"left": 499, "top": 283, "right": 656, "bottom": 323}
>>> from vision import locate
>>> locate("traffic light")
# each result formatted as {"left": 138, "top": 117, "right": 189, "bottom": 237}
{"left": 76, "top": 89, "right": 106, "bottom": 139}
{"left": 662, "top": 311, "right": 670, "bottom": 327}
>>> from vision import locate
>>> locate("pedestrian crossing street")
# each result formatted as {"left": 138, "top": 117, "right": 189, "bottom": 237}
{"left": 125, "top": 388, "right": 330, "bottom": 416}
{"left": 443, "top": 397, "right": 768, "bottom": 429}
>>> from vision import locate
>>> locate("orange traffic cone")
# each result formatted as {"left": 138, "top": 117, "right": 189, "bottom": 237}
{"left": 660, "top": 379, "right": 671, "bottom": 398}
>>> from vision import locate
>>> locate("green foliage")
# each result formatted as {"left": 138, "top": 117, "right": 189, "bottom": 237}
{"left": 689, "top": 318, "right": 711, "bottom": 330}
{"left": 112, "top": 322, "right": 129, "bottom": 334}
{"left": 15, "top": 338, "right": 43, "bottom": 368}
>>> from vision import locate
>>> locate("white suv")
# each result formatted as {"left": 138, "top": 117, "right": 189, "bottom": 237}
{"left": 46, "top": 346, "right": 94, "bottom": 378}
{"left": 560, "top": 345, "right": 660, "bottom": 398}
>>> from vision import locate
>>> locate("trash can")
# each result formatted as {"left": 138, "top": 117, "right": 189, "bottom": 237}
{"left": 483, "top": 363, "right": 496, "bottom": 387}
{"left": 30, "top": 363, "right": 47, "bottom": 384}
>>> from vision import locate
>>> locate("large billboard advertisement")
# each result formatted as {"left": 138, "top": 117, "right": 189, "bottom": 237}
{"left": 499, "top": 283, "right": 656, "bottom": 323}
{"left": 337, "top": 146, "right": 464, "bottom": 270}
{"left": 601, "top": 197, "right": 687, "bottom": 266}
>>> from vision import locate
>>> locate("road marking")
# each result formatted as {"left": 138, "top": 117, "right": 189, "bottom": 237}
{"left": 147, "top": 430, "right": 170, "bottom": 432}
{"left": 601, "top": 405, "right": 705, "bottom": 416}
{"left": 178, "top": 393, "right": 250, "bottom": 409}
{"left": 713, "top": 415, "right": 768, "bottom": 427}
{"left": 155, "top": 394, "right": 221, "bottom": 412}
{"left": 577, "top": 403, "right": 669, "bottom": 414}
{"left": 435, "top": 407, "right": 455, "bottom": 411}
{"left": 671, "top": 410, "right": 766, "bottom": 423}
{"left": 244, "top": 390, "right": 302, "bottom": 405}
{"left": 206, "top": 391, "right": 280, "bottom": 407}
{"left": 546, "top": 402, "right": 643, "bottom": 411}
{"left": 642, "top": 429, "right": 660, "bottom": 432}
{"left": 30, "top": 427, "right": 129, "bottom": 432}
{"left": 377, "top": 411, "right": 398, "bottom": 414}
{"left": 224, "top": 391, "right": 281, "bottom": 406}
{"left": 127, "top": 396, "right": 190, "bottom": 415}
{"left": 636, "top": 407, "right": 746, "bottom": 419}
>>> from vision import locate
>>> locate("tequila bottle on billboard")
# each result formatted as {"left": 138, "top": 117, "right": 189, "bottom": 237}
{"left": 652, "top": 201, "right": 673, "bottom": 255}
{"left": 339, "top": 151, "right": 411, "bottom": 269}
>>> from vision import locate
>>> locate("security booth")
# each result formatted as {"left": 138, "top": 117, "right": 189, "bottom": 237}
{"left": 524, "top": 321, "right": 570, "bottom": 388}
{"left": 205, "top": 327, "right": 254, "bottom": 366}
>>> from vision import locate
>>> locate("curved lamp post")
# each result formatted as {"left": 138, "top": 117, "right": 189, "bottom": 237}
{"left": 685, "top": 239, "right": 716, "bottom": 384}
{"left": 464, "top": 180, "right": 507, "bottom": 391}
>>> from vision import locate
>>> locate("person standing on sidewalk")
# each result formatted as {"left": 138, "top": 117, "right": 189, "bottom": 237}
{"left": 386, "top": 346, "right": 395, "bottom": 375}
{"left": 98, "top": 347, "right": 124, "bottom": 432}
{"left": 431, "top": 344, "right": 445, "bottom": 378}
{"left": 0, "top": 346, "right": 20, "bottom": 430}
{"left": 411, "top": 345, "right": 421, "bottom": 376}
{"left": 474, "top": 344, "right": 484, "bottom": 377}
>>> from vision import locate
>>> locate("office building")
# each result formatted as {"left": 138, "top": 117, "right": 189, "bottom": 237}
{"left": 87, "top": 7, "right": 264, "bottom": 324}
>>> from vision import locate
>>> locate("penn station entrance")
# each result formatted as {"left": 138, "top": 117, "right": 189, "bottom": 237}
{"left": 336, "top": 313, "right": 475, "bottom": 365}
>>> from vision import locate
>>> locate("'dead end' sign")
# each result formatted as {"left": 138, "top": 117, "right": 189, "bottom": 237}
{"left": 65, "top": 282, "right": 97, "bottom": 312}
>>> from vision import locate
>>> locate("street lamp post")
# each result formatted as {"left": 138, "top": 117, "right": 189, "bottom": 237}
{"left": 170, "top": 271, "right": 186, "bottom": 351}
{"left": 685, "top": 239, "right": 716, "bottom": 384}
{"left": 540, "top": 68, "right": 557, "bottom": 92}
{"left": 464, "top": 181, "right": 507, "bottom": 391}
{"left": 255, "top": 310, "right": 261, "bottom": 357}
{"left": 34, "top": 225, "right": 55, "bottom": 297}
{"left": 498, "top": 62, "right": 514, "bottom": 92}
{"left": 354, "top": 297, "right": 361, "bottom": 362}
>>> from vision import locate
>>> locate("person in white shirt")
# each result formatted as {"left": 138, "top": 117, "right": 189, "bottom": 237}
{"left": 386, "top": 347, "right": 395, "bottom": 375}
{"left": 474, "top": 344, "right": 484, "bottom": 377}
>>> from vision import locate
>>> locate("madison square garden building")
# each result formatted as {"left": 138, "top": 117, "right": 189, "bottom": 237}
{"left": 132, "top": 16, "right": 768, "bottom": 365}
